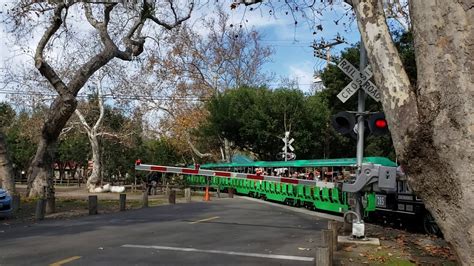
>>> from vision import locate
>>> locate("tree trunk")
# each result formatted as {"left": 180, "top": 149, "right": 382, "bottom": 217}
{"left": 58, "top": 162, "right": 65, "bottom": 184}
{"left": 27, "top": 95, "right": 77, "bottom": 197}
{"left": 224, "top": 138, "right": 231, "bottom": 162}
{"left": 87, "top": 137, "right": 102, "bottom": 192}
{"left": 352, "top": 0, "right": 473, "bottom": 264}
{"left": 0, "top": 131, "right": 15, "bottom": 194}
{"left": 406, "top": 2, "right": 474, "bottom": 264}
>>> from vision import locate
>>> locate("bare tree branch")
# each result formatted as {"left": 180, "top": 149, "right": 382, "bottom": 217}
{"left": 34, "top": 3, "right": 69, "bottom": 97}
{"left": 148, "top": 2, "right": 194, "bottom": 30}
{"left": 92, "top": 78, "right": 105, "bottom": 132}
{"left": 74, "top": 108, "right": 92, "bottom": 136}
{"left": 185, "top": 131, "right": 213, "bottom": 158}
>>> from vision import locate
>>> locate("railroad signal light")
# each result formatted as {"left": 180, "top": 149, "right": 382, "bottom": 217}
{"left": 331, "top": 111, "right": 356, "bottom": 136}
{"left": 368, "top": 112, "right": 389, "bottom": 136}
{"left": 332, "top": 111, "right": 389, "bottom": 138}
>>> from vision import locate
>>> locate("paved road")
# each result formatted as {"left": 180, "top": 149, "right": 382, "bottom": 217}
{"left": 0, "top": 198, "right": 329, "bottom": 265}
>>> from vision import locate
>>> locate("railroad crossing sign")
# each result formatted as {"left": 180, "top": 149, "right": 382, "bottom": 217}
{"left": 281, "top": 131, "right": 295, "bottom": 161}
{"left": 282, "top": 132, "right": 295, "bottom": 152}
{"left": 336, "top": 59, "right": 381, "bottom": 103}
{"left": 277, "top": 152, "right": 296, "bottom": 160}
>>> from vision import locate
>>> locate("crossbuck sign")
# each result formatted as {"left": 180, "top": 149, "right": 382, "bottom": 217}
{"left": 336, "top": 59, "right": 380, "bottom": 103}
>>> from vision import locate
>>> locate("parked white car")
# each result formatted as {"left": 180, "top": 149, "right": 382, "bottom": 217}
{"left": 0, "top": 188, "right": 12, "bottom": 218}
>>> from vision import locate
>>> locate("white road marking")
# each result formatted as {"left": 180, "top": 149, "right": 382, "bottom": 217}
{"left": 122, "top": 244, "right": 314, "bottom": 262}
{"left": 189, "top": 216, "right": 220, "bottom": 224}
{"left": 237, "top": 196, "right": 344, "bottom": 222}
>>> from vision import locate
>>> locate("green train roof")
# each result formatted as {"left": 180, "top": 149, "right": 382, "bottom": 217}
{"left": 199, "top": 157, "right": 397, "bottom": 169}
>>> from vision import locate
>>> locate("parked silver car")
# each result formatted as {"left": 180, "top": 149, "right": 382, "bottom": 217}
{"left": 0, "top": 188, "right": 12, "bottom": 218}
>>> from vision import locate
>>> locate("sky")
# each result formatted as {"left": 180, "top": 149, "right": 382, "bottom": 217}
{"left": 225, "top": 2, "right": 361, "bottom": 93}
{"left": 0, "top": 1, "right": 362, "bottom": 101}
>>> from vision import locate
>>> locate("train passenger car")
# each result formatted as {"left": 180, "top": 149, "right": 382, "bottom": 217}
{"left": 194, "top": 157, "right": 401, "bottom": 218}
{"left": 196, "top": 156, "right": 440, "bottom": 235}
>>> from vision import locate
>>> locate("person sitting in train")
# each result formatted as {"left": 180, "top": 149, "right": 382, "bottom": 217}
{"left": 307, "top": 172, "right": 315, "bottom": 180}
{"left": 314, "top": 170, "right": 321, "bottom": 180}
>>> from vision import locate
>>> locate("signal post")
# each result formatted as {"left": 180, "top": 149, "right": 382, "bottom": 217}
{"left": 333, "top": 41, "right": 385, "bottom": 239}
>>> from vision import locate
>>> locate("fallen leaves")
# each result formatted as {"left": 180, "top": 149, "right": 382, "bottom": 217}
{"left": 395, "top": 234, "right": 407, "bottom": 246}
{"left": 423, "top": 244, "right": 453, "bottom": 259}
{"left": 342, "top": 245, "right": 355, "bottom": 252}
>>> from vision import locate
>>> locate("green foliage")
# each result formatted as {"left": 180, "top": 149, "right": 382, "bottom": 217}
{"left": 2, "top": 99, "right": 185, "bottom": 182}
{"left": 4, "top": 109, "right": 39, "bottom": 172}
{"left": 5, "top": 124, "right": 36, "bottom": 172}
{"left": 393, "top": 31, "right": 417, "bottom": 86}
{"left": 201, "top": 86, "right": 333, "bottom": 160}
{"left": 0, "top": 102, "right": 16, "bottom": 128}
{"left": 199, "top": 32, "right": 416, "bottom": 161}
{"left": 57, "top": 130, "right": 89, "bottom": 166}
{"left": 139, "top": 138, "right": 180, "bottom": 165}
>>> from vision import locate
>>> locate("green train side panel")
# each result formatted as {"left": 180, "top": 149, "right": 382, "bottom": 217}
{"left": 185, "top": 175, "right": 374, "bottom": 215}
{"left": 365, "top": 192, "right": 376, "bottom": 212}
{"left": 304, "top": 187, "right": 313, "bottom": 200}
{"left": 296, "top": 185, "right": 304, "bottom": 199}
{"left": 321, "top": 188, "right": 330, "bottom": 201}
{"left": 313, "top": 188, "right": 321, "bottom": 201}
{"left": 264, "top": 190, "right": 286, "bottom": 202}
{"left": 287, "top": 185, "right": 294, "bottom": 196}
{"left": 331, "top": 188, "right": 341, "bottom": 204}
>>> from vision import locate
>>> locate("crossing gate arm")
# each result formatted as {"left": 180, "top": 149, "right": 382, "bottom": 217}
{"left": 135, "top": 163, "right": 333, "bottom": 186}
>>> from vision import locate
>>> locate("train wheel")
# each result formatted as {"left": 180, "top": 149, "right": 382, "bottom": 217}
{"left": 423, "top": 211, "right": 442, "bottom": 236}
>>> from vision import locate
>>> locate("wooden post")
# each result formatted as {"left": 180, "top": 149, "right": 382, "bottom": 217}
{"left": 315, "top": 247, "right": 330, "bottom": 266}
{"left": 119, "top": 193, "right": 126, "bottom": 211}
{"left": 343, "top": 221, "right": 352, "bottom": 234}
{"left": 328, "top": 221, "right": 339, "bottom": 251}
{"left": 35, "top": 199, "right": 45, "bottom": 220}
{"left": 228, "top": 188, "right": 234, "bottom": 198}
{"left": 185, "top": 188, "right": 191, "bottom": 203}
{"left": 168, "top": 190, "right": 176, "bottom": 204}
{"left": 88, "top": 195, "right": 98, "bottom": 215}
{"left": 217, "top": 187, "right": 221, "bottom": 198}
{"left": 45, "top": 197, "right": 55, "bottom": 214}
{"left": 321, "top": 229, "right": 333, "bottom": 264}
{"left": 12, "top": 195, "right": 20, "bottom": 213}
{"left": 142, "top": 190, "right": 149, "bottom": 208}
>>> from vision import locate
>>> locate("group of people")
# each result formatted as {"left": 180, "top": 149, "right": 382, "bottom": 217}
{"left": 254, "top": 167, "right": 354, "bottom": 182}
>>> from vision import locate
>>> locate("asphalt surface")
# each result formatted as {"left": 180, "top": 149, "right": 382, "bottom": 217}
{"left": 0, "top": 197, "right": 330, "bottom": 265}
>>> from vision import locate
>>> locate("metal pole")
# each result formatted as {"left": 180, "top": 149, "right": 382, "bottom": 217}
{"left": 284, "top": 135, "right": 288, "bottom": 162}
{"left": 355, "top": 41, "right": 368, "bottom": 226}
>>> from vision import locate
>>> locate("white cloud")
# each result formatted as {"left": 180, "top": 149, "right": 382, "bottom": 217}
{"left": 288, "top": 62, "right": 315, "bottom": 94}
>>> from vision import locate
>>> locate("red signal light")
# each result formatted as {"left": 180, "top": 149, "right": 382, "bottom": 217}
{"left": 375, "top": 119, "right": 387, "bottom": 128}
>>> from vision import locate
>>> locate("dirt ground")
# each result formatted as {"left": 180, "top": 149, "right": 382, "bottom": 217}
{"left": 2, "top": 185, "right": 458, "bottom": 265}
{"left": 4, "top": 185, "right": 204, "bottom": 224}
{"left": 334, "top": 224, "right": 457, "bottom": 265}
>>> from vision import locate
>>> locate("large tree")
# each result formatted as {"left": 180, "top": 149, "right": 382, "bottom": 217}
{"left": 117, "top": 5, "right": 273, "bottom": 162}
{"left": 352, "top": 1, "right": 473, "bottom": 264}
{"left": 2, "top": 1, "right": 193, "bottom": 197}
{"left": 235, "top": 0, "right": 473, "bottom": 263}
{"left": 0, "top": 103, "right": 16, "bottom": 194}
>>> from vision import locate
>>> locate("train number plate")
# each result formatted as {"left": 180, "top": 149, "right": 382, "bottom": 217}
{"left": 376, "top": 195, "right": 386, "bottom": 208}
